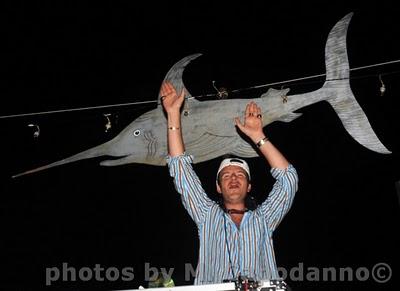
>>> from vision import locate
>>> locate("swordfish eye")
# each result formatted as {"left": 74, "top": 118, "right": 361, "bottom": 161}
{"left": 133, "top": 129, "right": 141, "bottom": 137}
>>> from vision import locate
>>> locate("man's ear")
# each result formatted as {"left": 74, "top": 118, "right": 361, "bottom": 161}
{"left": 247, "top": 183, "right": 252, "bottom": 193}
{"left": 216, "top": 183, "right": 222, "bottom": 194}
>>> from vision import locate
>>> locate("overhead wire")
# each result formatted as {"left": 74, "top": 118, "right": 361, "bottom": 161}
{"left": 1, "top": 59, "right": 399, "bottom": 120}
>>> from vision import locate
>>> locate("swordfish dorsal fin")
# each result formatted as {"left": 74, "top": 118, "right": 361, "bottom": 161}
{"left": 158, "top": 53, "right": 202, "bottom": 105}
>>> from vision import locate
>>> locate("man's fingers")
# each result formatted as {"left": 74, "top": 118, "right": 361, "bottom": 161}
{"left": 245, "top": 103, "right": 251, "bottom": 117}
{"left": 246, "top": 101, "right": 259, "bottom": 116}
{"left": 161, "top": 81, "right": 174, "bottom": 93}
{"left": 234, "top": 117, "right": 244, "bottom": 131}
{"left": 252, "top": 102, "right": 258, "bottom": 113}
{"left": 159, "top": 84, "right": 166, "bottom": 96}
{"left": 248, "top": 102, "right": 262, "bottom": 118}
{"left": 249, "top": 102, "right": 255, "bottom": 113}
{"left": 160, "top": 82, "right": 171, "bottom": 96}
{"left": 165, "top": 82, "right": 174, "bottom": 91}
{"left": 160, "top": 81, "right": 181, "bottom": 99}
{"left": 179, "top": 88, "right": 186, "bottom": 100}
{"left": 253, "top": 102, "right": 259, "bottom": 112}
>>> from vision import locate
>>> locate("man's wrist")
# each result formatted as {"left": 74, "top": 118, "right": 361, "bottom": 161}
{"left": 255, "top": 136, "right": 269, "bottom": 148}
{"left": 251, "top": 134, "right": 266, "bottom": 144}
{"left": 167, "top": 110, "right": 181, "bottom": 117}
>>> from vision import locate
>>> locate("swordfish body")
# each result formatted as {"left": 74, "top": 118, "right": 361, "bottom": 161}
{"left": 13, "top": 13, "right": 391, "bottom": 178}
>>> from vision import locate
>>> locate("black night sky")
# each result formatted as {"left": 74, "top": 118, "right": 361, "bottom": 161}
{"left": 1, "top": 1, "right": 399, "bottom": 291}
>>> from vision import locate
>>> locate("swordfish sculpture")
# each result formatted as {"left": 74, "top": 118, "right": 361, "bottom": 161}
{"left": 13, "top": 13, "right": 391, "bottom": 178}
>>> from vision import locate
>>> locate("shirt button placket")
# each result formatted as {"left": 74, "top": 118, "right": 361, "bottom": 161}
{"left": 238, "top": 231, "right": 242, "bottom": 275}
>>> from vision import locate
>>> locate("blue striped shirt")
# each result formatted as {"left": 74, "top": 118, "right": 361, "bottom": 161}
{"left": 167, "top": 154, "right": 298, "bottom": 285}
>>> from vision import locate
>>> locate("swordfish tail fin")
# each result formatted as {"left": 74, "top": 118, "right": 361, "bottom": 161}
{"left": 321, "top": 12, "right": 391, "bottom": 154}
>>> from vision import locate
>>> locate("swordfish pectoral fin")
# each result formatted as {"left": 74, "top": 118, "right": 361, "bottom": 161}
{"left": 185, "top": 133, "right": 240, "bottom": 163}
{"left": 278, "top": 112, "right": 303, "bottom": 123}
{"left": 185, "top": 130, "right": 259, "bottom": 161}
{"left": 99, "top": 156, "right": 135, "bottom": 166}
{"left": 99, "top": 155, "right": 166, "bottom": 166}
{"left": 230, "top": 138, "right": 258, "bottom": 158}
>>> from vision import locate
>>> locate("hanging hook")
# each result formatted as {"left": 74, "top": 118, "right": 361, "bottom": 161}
{"left": 103, "top": 114, "right": 112, "bottom": 132}
{"left": 212, "top": 81, "right": 229, "bottom": 99}
{"left": 28, "top": 123, "right": 40, "bottom": 139}
{"left": 280, "top": 85, "right": 288, "bottom": 103}
{"left": 378, "top": 74, "right": 386, "bottom": 96}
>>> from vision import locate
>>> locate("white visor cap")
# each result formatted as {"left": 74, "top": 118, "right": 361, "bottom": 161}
{"left": 216, "top": 158, "right": 251, "bottom": 182}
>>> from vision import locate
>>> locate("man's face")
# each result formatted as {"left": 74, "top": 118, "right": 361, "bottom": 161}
{"left": 217, "top": 165, "right": 251, "bottom": 204}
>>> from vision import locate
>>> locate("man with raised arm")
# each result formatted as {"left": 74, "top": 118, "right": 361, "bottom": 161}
{"left": 160, "top": 81, "right": 298, "bottom": 285}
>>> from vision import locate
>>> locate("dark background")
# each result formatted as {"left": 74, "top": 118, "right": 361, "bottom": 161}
{"left": 1, "top": 1, "right": 399, "bottom": 290}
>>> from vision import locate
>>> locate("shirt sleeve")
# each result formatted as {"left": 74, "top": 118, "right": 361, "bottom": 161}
{"left": 166, "top": 153, "right": 214, "bottom": 226}
{"left": 258, "top": 164, "right": 298, "bottom": 232}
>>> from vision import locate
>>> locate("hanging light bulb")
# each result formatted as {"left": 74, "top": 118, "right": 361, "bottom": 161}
{"left": 28, "top": 123, "right": 40, "bottom": 139}
{"left": 379, "top": 74, "right": 386, "bottom": 96}
{"left": 103, "top": 114, "right": 112, "bottom": 132}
